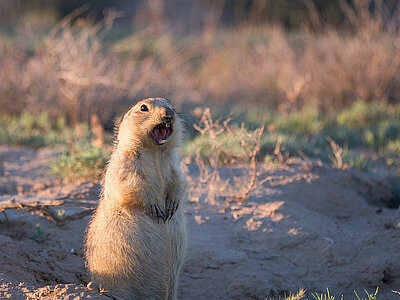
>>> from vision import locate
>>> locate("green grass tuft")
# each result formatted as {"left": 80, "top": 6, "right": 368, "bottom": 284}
{"left": 266, "top": 287, "right": 380, "bottom": 300}
{"left": 183, "top": 125, "right": 259, "bottom": 164}
{"left": 0, "top": 111, "right": 112, "bottom": 181}
{"left": 30, "top": 223, "right": 51, "bottom": 243}
{"left": 0, "top": 111, "right": 72, "bottom": 148}
{"left": 187, "top": 101, "right": 400, "bottom": 170}
{"left": 50, "top": 144, "right": 110, "bottom": 181}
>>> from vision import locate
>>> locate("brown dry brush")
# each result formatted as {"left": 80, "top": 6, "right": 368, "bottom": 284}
{"left": 43, "top": 7, "right": 142, "bottom": 124}
{"left": 177, "top": 0, "right": 400, "bottom": 111}
{"left": 1, "top": 0, "right": 400, "bottom": 122}
{"left": 0, "top": 6, "right": 182, "bottom": 124}
{"left": 183, "top": 108, "right": 264, "bottom": 203}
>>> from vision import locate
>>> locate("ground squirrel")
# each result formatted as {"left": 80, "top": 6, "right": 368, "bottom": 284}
{"left": 85, "top": 98, "right": 187, "bottom": 300}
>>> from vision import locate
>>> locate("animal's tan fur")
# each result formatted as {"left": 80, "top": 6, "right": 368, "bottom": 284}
{"left": 85, "top": 98, "right": 187, "bottom": 300}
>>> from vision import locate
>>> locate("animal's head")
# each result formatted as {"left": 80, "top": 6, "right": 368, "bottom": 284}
{"left": 117, "top": 98, "right": 183, "bottom": 151}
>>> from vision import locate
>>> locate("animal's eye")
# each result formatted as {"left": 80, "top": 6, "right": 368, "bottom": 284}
{"left": 140, "top": 104, "right": 149, "bottom": 112}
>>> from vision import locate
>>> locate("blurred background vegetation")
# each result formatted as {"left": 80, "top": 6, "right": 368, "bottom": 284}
{"left": 1, "top": 0, "right": 399, "bottom": 179}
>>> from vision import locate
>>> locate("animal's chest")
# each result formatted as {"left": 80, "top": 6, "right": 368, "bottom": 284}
{"left": 140, "top": 151, "right": 171, "bottom": 196}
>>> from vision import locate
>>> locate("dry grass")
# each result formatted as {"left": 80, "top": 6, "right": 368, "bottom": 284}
{"left": 326, "top": 136, "right": 344, "bottom": 169}
{"left": 0, "top": 1, "right": 399, "bottom": 124}
{"left": 182, "top": 108, "right": 264, "bottom": 203}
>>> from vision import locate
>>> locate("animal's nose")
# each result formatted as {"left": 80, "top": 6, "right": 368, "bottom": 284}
{"left": 163, "top": 108, "right": 174, "bottom": 123}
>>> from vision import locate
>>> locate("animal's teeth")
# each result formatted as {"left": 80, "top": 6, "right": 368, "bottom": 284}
{"left": 166, "top": 123, "right": 170, "bottom": 128}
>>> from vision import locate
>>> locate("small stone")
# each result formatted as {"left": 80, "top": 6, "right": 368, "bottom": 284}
{"left": 87, "top": 282, "right": 94, "bottom": 290}
{"left": 206, "top": 264, "right": 220, "bottom": 269}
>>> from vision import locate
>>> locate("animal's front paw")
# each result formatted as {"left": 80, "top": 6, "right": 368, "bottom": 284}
{"left": 164, "top": 197, "right": 180, "bottom": 222}
{"left": 146, "top": 204, "right": 165, "bottom": 223}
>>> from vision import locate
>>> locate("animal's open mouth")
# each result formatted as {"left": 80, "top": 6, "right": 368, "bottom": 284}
{"left": 152, "top": 123, "right": 172, "bottom": 145}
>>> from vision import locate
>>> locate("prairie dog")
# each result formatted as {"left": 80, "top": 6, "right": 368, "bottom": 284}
{"left": 85, "top": 98, "right": 187, "bottom": 300}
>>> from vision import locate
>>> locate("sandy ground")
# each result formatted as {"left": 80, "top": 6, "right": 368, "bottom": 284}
{"left": 0, "top": 146, "right": 399, "bottom": 299}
